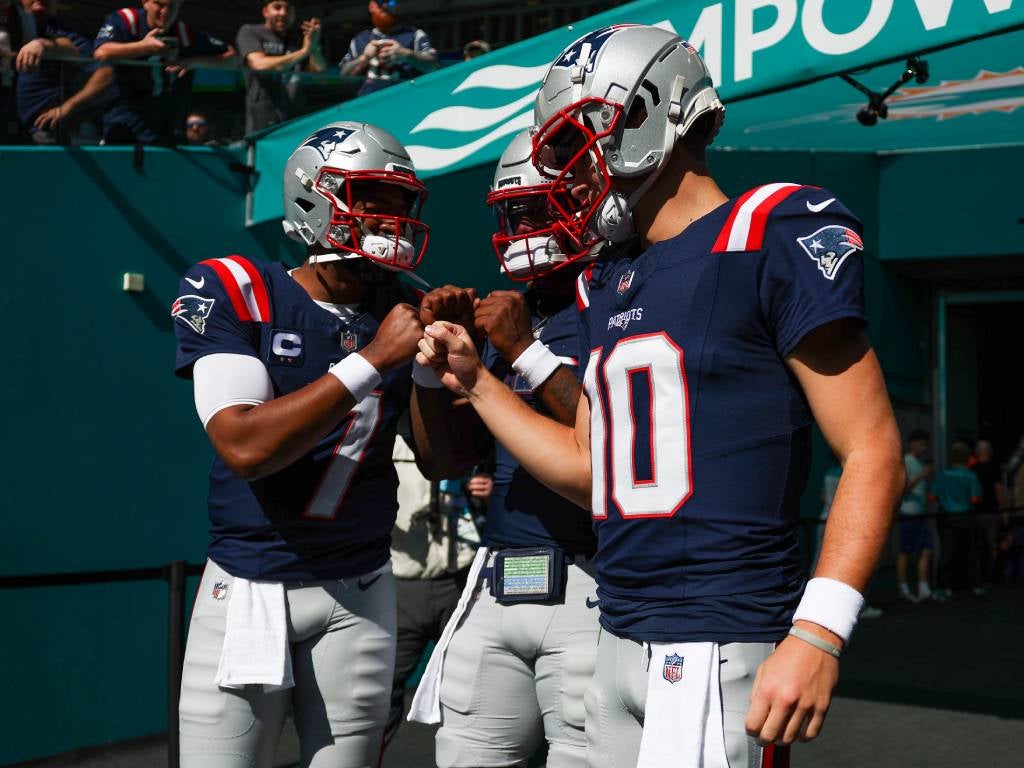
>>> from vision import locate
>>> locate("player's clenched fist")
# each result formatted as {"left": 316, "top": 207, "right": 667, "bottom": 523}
{"left": 419, "top": 285, "right": 477, "bottom": 331}
{"left": 744, "top": 630, "right": 839, "bottom": 746}
{"left": 474, "top": 290, "right": 533, "bottom": 362}
{"left": 361, "top": 303, "right": 424, "bottom": 372}
{"left": 417, "top": 321, "right": 483, "bottom": 394}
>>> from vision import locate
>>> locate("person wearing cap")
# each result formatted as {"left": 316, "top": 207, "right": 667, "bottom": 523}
{"left": 340, "top": 1, "right": 437, "bottom": 96}
{"left": 236, "top": 0, "right": 325, "bottom": 133}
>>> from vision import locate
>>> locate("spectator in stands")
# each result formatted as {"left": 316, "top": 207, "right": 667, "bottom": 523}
{"left": 235, "top": 0, "right": 325, "bottom": 134}
{"left": 14, "top": 0, "right": 111, "bottom": 144}
{"left": 93, "top": 0, "right": 235, "bottom": 145}
{"left": 386, "top": 431, "right": 484, "bottom": 749}
{"left": 340, "top": 0, "right": 438, "bottom": 96}
{"left": 462, "top": 39, "right": 490, "bottom": 60}
{"left": 931, "top": 440, "right": 983, "bottom": 598}
{"left": 897, "top": 428, "right": 934, "bottom": 602}
{"left": 971, "top": 439, "right": 1005, "bottom": 590}
{"left": 184, "top": 108, "right": 218, "bottom": 145}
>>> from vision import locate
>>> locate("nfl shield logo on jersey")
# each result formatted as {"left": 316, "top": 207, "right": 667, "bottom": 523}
{"left": 617, "top": 270, "right": 634, "bottom": 295}
{"left": 341, "top": 330, "right": 359, "bottom": 352}
{"left": 662, "top": 653, "right": 684, "bottom": 683}
{"left": 796, "top": 225, "right": 863, "bottom": 281}
{"left": 172, "top": 295, "right": 215, "bottom": 334}
{"left": 211, "top": 581, "right": 229, "bottom": 600}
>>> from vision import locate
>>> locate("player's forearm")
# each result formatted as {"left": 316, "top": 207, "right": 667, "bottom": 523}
{"left": 815, "top": 438, "right": 903, "bottom": 592}
{"left": 207, "top": 375, "right": 357, "bottom": 480}
{"left": 533, "top": 366, "right": 581, "bottom": 427}
{"left": 464, "top": 368, "right": 591, "bottom": 507}
{"left": 410, "top": 385, "right": 488, "bottom": 479}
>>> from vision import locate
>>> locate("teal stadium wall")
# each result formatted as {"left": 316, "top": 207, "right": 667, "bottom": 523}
{"left": 0, "top": 143, "right": 935, "bottom": 763}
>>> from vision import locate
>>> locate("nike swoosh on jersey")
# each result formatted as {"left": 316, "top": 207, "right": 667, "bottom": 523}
{"left": 585, "top": 597, "right": 600, "bottom": 609}
{"left": 358, "top": 574, "right": 382, "bottom": 591}
{"left": 185, "top": 276, "right": 205, "bottom": 289}
{"left": 806, "top": 198, "right": 836, "bottom": 213}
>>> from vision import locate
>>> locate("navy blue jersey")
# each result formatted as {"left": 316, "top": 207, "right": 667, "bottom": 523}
{"left": 482, "top": 299, "right": 596, "bottom": 557}
{"left": 173, "top": 256, "right": 412, "bottom": 581}
{"left": 576, "top": 184, "right": 866, "bottom": 643}
{"left": 94, "top": 7, "right": 228, "bottom": 143}
{"left": 342, "top": 25, "right": 436, "bottom": 96}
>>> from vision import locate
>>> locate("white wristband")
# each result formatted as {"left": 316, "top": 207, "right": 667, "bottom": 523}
{"left": 511, "top": 339, "right": 561, "bottom": 390}
{"left": 412, "top": 361, "right": 444, "bottom": 388}
{"left": 792, "top": 577, "right": 864, "bottom": 643}
{"left": 328, "top": 353, "right": 381, "bottom": 402}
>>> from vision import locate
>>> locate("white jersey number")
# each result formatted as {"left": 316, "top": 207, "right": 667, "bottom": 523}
{"left": 583, "top": 333, "right": 692, "bottom": 518}
{"left": 303, "top": 391, "right": 382, "bottom": 519}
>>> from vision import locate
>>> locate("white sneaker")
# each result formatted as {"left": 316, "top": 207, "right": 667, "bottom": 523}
{"left": 918, "top": 585, "right": 933, "bottom": 601}
{"left": 900, "top": 588, "right": 920, "bottom": 604}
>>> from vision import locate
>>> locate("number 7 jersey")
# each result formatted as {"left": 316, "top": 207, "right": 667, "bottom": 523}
{"left": 576, "top": 184, "right": 866, "bottom": 643}
{"left": 172, "top": 255, "right": 412, "bottom": 582}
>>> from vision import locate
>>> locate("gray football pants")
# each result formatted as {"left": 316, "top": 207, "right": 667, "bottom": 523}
{"left": 585, "top": 632, "right": 787, "bottom": 768}
{"left": 179, "top": 559, "right": 397, "bottom": 768}
{"left": 436, "top": 555, "right": 600, "bottom": 768}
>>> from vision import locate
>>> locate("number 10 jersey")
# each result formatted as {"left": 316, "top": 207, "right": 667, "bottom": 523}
{"left": 576, "top": 184, "right": 866, "bottom": 643}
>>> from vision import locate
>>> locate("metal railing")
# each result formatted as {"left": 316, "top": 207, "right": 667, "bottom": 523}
{"left": 0, "top": 560, "right": 205, "bottom": 768}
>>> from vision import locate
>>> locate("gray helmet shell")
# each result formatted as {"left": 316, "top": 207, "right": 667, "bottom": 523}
{"left": 534, "top": 25, "right": 724, "bottom": 180}
{"left": 491, "top": 128, "right": 548, "bottom": 192}
{"left": 282, "top": 121, "right": 422, "bottom": 252}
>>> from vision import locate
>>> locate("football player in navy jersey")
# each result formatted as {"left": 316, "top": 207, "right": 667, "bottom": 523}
{"left": 173, "top": 121, "right": 428, "bottom": 768}
{"left": 415, "top": 25, "right": 904, "bottom": 768}
{"left": 405, "top": 130, "right": 600, "bottom": 768}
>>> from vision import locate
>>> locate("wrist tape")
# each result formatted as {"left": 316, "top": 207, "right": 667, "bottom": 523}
{"left": 792, "top": 577, "right": 864, "bottom": 643}
{"left": 412, "top": 361, "right": 444, "bottom": 389}
{"left": 511, "top": 339, "right": 560, "bottom": 390}
{"left": 328, "top": 353, "right": 381, "bottom": 402}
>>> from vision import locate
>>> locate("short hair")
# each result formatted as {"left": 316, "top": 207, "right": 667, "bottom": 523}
{"left": 950, "top": 441, "right": 971, "bottom": 464}
{"left": 463, "top": 39, "right": 491, "bottom": 58}
{"left": 908, "top": 429, "right": 929, "bottom": 443}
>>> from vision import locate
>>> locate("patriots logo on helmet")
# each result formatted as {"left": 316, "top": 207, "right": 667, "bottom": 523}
{"left": 172, "top": 294, "right": 215, "bottom": 334}
{"left": 796, "top": 225, "right": 863, "bottom": 281}
{"left": 302, "top": 127, "right": 356, "bottom": 161}
{"left": 554, "top": 25, "right": 636, "bottom": 73}
{"left": 663, "top": 653, "right": 684, "bottom": 684}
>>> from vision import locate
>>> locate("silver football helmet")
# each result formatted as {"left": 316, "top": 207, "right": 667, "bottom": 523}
{"left": 532, "top": 25, "right": 724, "bottom": 254}
{"left": 487, "top": 129, "right": 579, "bottom": 281}
{"left": 282, "top": 121, "right": 429, "bottom": 271}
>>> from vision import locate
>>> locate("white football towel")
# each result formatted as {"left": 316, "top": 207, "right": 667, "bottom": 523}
{"left": 407, "top": 547, "right": 489, "bottom": 723}
{"left": 214, "top": 577, "right": 294, "bottom": 691}
{"left": 637, "top": 642, "right": 729, "bottom": 768}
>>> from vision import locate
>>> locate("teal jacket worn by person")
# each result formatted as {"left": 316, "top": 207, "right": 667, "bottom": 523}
{"left": 930, "top": 467, "right": 982, "bottom": 514}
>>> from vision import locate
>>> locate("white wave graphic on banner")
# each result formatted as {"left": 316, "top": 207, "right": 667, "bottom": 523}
{"left": 408, "top": 110, "right": 533, "bottom": 171}
{"left": 452, "top": 63, "right": 550, "bottom": 93}
{"left": 411, "top": 91, "right": 537, "bottom": 134}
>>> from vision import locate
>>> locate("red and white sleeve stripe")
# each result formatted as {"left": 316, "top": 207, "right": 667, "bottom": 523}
{"left": 116, "top": 7, "right": 140, "bottom": 37}
{"left": 576, "top": 264, "right": 594, "bottom": 311}
{"left": 199, "top": 255, "right": 272, "bottom": 323}
{"left": 711, "top": 183, "right": 803, "bottom": 253}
